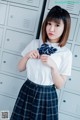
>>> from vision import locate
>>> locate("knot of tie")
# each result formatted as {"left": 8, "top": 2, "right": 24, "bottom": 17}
{"left": 37, "top": 44, "right": 57, "bottom": 55}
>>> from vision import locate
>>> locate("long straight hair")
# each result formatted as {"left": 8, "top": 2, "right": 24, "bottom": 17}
{"left": 42, "top": 6, "right": 71, "bottom": 47}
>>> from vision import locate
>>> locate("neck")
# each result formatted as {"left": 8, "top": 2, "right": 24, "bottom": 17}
{"left": 48, "top": 39, "right": 59, "bottom": 43}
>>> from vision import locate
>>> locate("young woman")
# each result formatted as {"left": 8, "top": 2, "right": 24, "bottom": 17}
{"left": 10, "top": 6, "right": 72, "bottom": 120}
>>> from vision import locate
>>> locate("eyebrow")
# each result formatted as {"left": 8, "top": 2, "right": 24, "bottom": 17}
{"left": 47, "top": 21, "right": 61, "bottom": 25}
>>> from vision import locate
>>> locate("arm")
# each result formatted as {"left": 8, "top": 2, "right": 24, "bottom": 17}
{"left": 40, "top": 54, "right": 67, "bottom": 89}
{"left": 18, "top": 50, "right": 40, "bottom": 72}
{"left": 51, "top": 66, "right": 67, "bottom": 89}
{"left": 18, "top": 55, "right": 29, "bottom": 72}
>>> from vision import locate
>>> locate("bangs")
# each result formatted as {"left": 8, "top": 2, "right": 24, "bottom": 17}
{"left": 47, "top": 17, "right": 62, "bottom": 24}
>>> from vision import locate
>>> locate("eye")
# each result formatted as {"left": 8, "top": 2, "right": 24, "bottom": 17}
{"left": 56, "top": 24, "right": 60, "bottom": 27}
{"left": 47, "top": 22, "right": 51, "bottom": 25}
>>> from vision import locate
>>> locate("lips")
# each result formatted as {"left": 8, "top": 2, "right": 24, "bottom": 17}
{"left": 48, "top": 33, "right": 54, "bottom": 36}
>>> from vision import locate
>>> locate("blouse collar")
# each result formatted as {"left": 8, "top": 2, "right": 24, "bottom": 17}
{"left": 46, "top": 40, "right": 59, "bottom": 48}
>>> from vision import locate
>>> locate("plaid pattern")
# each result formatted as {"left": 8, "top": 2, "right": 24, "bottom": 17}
{"left": 10, "top": 79, "right": 58, "bottom": 120}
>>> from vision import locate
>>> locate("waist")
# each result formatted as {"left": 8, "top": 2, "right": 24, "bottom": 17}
{"left": 27, "top": 78, "right": 55, "bottom": 89}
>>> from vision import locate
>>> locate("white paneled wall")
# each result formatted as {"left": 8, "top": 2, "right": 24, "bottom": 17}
{"left": 43, "top": 0, "right": 80, "bottom": 120}
{"left": 0, "top": 0, "right": 80, "bottom": 119}
{"left": 0, "top": 0, "right": 44, "bottom": 119}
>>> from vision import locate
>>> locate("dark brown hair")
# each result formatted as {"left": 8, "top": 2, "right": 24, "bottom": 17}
{"left": 42, "top": 6, "right": 71, "bottom": 47}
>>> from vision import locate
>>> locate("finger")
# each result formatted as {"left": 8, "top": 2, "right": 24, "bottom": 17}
{"left": 29, "top": 50, "right": 40, "bottom": 59}
{"left": 41, "top": 54, "right": 48, "bottom": 57}
{"left": 33, "top": 51, "right": 40, "bottom": 59}
{"left": 31, "top": 54, "right": 37, "bottom": 58}
{"left": 41, "top": 57, "right": 48, "bottom": 62}
{"left": 40, "top": 56, "right": 48, "bottom": 60}
{"left": 30, "top": 51, "right": 37, "bottom": 58}
{"left": 36, "top": 51, "right": 40, "bottom": 58}
{"left": 29, "top": 53, "right": 35, "bottom": 58}
{"left": 33, "top": 52, "right": 37, "bottom": 58}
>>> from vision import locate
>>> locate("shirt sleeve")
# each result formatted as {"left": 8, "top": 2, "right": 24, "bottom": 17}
{"left": 21, "top": 39, "right": 39, "bottom": 57}
{"left": 59, "top": 51, "right": 72, "bottom": 76}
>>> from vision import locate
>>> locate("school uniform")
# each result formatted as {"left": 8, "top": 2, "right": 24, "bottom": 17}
{"left": 10, "top": 39, "right": 72, "bottom": 120}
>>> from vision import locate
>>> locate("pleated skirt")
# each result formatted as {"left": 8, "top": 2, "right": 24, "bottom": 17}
{"left": 10, "top": 79, "right": 58, "bottom": 120}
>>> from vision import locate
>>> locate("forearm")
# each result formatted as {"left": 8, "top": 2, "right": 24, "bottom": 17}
{"left": 18, "top": 55, "right": 29, "bottom": 72}
{"left": 18, "top": 49, "right": 39, "bottom": 72}
{"left": 51, "top": 67, "right": 65, "bottom": 89}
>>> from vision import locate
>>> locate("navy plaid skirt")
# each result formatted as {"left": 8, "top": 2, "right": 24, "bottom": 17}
{"left": 10, "top": 79, "right": 58, "bottom": 120}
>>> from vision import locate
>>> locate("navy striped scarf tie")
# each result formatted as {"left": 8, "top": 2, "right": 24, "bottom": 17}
{"left": 37, "top": 44, "right": 57, "bottom": 55}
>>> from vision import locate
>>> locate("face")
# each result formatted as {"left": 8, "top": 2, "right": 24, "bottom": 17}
{"left": 46, "top": 20, "right": 64, "bottom": 43}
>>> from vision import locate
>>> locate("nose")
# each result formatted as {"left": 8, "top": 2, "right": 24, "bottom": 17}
{"left": 50, "top": 25, "right": 55, "bottom": 32}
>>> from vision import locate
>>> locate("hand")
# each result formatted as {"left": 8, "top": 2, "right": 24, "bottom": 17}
{"left": 40, "top": 54, "right": 57, "bottom": 69}
{"left": 26, "top": 50, "right": 40, "bottom": 59}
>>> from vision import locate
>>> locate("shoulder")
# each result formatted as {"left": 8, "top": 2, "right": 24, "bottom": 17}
{"left": 21, "top": 39, "right": 40, "bottom": 57}
{"left": 30, "top": 39, "right": 39, "bottom": 45}
{"left": 28, "top": 39, "right": 40, "bottom": 48}
{"left": 60, "top": 46, "right": 72, "bottom": 61}
{"left": 60, "top": 46, "right": 72, "bottom": 55}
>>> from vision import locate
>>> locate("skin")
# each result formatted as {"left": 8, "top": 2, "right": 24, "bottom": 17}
{"left": 18, "top": 20, "right": 67, "bottom": 89}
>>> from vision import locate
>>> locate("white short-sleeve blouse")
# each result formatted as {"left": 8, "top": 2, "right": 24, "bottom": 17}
{"left": 21, "top": 39, "right": 72, "bottom": 85}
